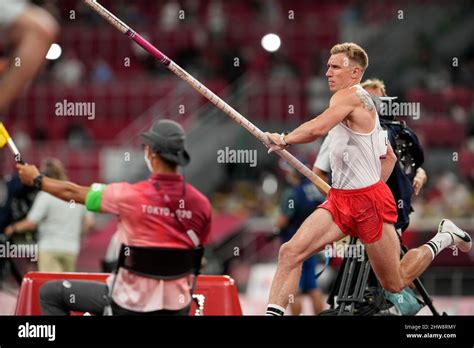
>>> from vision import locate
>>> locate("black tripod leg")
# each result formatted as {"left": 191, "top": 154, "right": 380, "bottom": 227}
{"left": 337, "top": 237, "right": 360, "bottom": 315}
{"left": 338, "top": 257, "right": 356, "bottom": 315}
{"left": 400, "top": 245, "right": 440, "bottom": 316}
{"left": 327, "top": 254, "right": 349, "bottom": 308}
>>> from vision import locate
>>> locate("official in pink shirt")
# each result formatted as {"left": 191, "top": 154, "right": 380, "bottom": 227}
{"left": 17, "top": 119, "right": 212, "bottom": 315}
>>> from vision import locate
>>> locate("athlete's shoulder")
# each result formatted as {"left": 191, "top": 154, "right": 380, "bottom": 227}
{"left": 109, "top": 181, "right": 136, "bottom": 191}
{"left": 107, "top": 181, "right": 144, "bottom": 197}
{"left": 330, "top": 86, "right": 359, "bottom": 105}
{"left": 350, "top": 85, "right": 375, "bottom": 111}
{"left": 130, "top": 180, "right": 148, "bottom": 188}
{"left": 184, "top": 183, "right": 211, "bottom": 209}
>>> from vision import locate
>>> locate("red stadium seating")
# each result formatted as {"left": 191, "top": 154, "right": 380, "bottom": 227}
{"left": 15, "top": 272, "right": 242, "bottom": 316}
{"left": 459, "top": 148, "right": 474, "bottom": 180}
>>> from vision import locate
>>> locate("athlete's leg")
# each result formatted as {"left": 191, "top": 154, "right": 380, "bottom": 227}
{"left": 0, "top": 5, "right": 58, "bottom": 112}
{"left": 267, "top": 209, "right": 344, "bottom": 314}
{"left": 365, "top": 220, "right": 472, "bottom": 293}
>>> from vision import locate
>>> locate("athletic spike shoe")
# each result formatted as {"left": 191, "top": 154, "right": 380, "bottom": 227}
{"left": 438, "top": 219, "right": 472, "bottom": 253}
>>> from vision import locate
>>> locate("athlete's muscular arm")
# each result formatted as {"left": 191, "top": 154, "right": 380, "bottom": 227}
{"left": 16, "top": 163, "right": 89, "bottom": 204}
{"left": 380, "top": 143, "right": 397, "bottom": 182}
{"left": 266, "top": 89, "right": 354, "bottom": 150}
{"left": 286, "top": 89, "right": 354, "bottom": 144}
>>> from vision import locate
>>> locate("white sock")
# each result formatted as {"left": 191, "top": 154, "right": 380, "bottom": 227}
{"left": 425, "top": 232, "right": 453, "bottom": 260}
{"left": 266, "top": 304, "right": 286, "bottom": 316}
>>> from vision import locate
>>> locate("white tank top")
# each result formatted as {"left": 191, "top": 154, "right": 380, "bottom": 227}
{"left": 328, "top": 85, "right": 388, "bottom": 189}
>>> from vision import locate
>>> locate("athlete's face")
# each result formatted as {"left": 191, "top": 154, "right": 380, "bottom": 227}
{"left": 325, "top": 53, "right": 361, "bottom": 92}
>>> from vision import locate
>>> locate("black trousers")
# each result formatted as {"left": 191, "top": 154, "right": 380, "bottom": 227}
{"left": 39, "top": 280, "right": 190, "bottom": 316}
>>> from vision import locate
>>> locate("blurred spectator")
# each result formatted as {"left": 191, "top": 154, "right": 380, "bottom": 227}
{"left": 160, "top": 0, "right": 180, "bottom": 31}
{"left": 91, "top": 59, "right": 114, "bottom": 84}
{"left": 52, "top": 51, "right": 85, "bottom": 87}
{"left": 4, "top": 158, "right": 93, "bottom": 272}
{"left": 65, "top": 123, "right": 92, "bottom": 149}
{"left": 341, "top": 0, "right": 363, "bottom": 25}
{"left": 207, "top": 0, "right": 226, "bottom": 38}
{"left": 422, "top": 172, "right": 472, "bottom": 218}
{"left": 339, "top": 1, "right": 363, "bottom": 42}
{"left": 252, "top": 0, "right": 282, "bottom": 26}
{"left": 11, "top": 125, "right": 31, "bottom": 151}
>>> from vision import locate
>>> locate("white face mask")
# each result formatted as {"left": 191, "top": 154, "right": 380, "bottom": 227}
{"left": 144, "top": 151, "right": 153, "bottom": 173}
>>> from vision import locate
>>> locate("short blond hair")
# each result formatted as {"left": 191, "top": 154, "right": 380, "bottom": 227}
{"left": 330, "top": 42, "right": 369, "bottom": 70}
{"left": 361, "top": 78, "right": 387, "bottom": 96}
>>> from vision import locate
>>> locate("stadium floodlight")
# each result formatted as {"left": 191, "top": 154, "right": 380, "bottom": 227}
{"left": 261, "top": 33, "right": 281, "bottom": 53}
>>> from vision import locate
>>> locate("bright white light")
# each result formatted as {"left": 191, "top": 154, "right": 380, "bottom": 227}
{"left": 262, "top": 174, "right": 278, "bottom": 195}
{"left": 261, "top": 33, "right": 281, "bottom": 53}
{"left": 46, "top": 43, "right": 62, "bottom": 60}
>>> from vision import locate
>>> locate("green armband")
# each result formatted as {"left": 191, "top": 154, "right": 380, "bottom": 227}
{"left": 85, "top": 183, "right": 107, "bottom": 212}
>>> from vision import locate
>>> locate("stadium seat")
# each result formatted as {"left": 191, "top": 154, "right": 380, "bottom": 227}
{"left": 15, "top": 272, "right": 242, "bottom": 316}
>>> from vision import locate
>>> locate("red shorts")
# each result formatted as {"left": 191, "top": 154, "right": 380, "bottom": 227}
{"left": 319, "top": 181, "right": 398, "bottom": 244}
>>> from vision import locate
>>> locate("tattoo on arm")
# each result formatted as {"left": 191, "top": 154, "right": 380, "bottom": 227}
{"left": 356, "top": 90, "right": 374, "bottom": 111}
